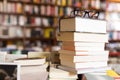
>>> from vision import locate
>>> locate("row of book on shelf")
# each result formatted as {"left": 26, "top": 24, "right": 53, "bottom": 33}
{"left": 8, "top": 0, "right": 81, "bottom": 6}
{"left": 0, "top": 15, "right": 58, "bottom": 26}
{"left": 0, "top": 0, "right": 106, "bottom": 16}
{"left": 8, "top": 0, "right": 106, "bottom": 10}
{"left": 0, "top": 27, "right": 54, "bottom": 38}
{"left": 0, "top": 1, "right": 74, "bottom": 17}
{"left": 0, "top": 51, "right": 51, "bottom": 80}
{"left": 48, "top": 16, "right": 120, "bottom": 80}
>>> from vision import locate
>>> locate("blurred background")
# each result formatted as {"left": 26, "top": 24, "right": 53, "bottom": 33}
{"left": 0, "top": 0, "right": 120, "bottom": 72}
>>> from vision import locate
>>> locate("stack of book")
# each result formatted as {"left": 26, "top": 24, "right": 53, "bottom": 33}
{"left": 57, "top": 17, "right": 111, "bottom": 75}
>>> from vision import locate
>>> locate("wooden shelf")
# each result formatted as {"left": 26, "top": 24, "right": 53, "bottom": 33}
{"left": 23, "top": 26, "right": 57, "bottom": 29}
{"left": 25, "top": 37, "right": 55, "bottom": 41}
{"left": 0, "top": 37, "right": 55, "bottom": 41}
{"left": 0, "top": 12, "right": 23, "bottom": 15}
{"left": 0, "top": 24, "right": 57, "bottom": 29}
{"left": 0, "top": 38, "right": 23, "bottom": 41}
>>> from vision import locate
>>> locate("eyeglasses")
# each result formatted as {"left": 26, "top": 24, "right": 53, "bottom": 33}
{"left": 70, "top": 9, "right": 100, "bottom": 19}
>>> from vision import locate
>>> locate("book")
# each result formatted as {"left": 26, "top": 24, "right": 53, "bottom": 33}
{"left": 14, "top": 57, "right": 46, "bottom": 66}
{"left": 0, "top": 63, "right": 20, "bottom": 80}
{"left": 6, "top": 54, "right": 27, "bottom": 62}
{"left": 49, "top": 67, "right": 77, "bottom": 79}
{"left": 28, "top": 51, "right": 51, "bottom": 61}
{"left": 59, "top": 50, "right": 109, "bottom": 56}
{"left": 60, "top": 17, "right": 106, "bottom": 33}
{"left": 61, "top": 46, "right": 105, "bottom": 51}
{"left": 21, "top": 62, "right": 49, "bottom": 80}
{"left": 60, "top": 54, "right": 109, "bottom": 62}
{"left": 85, "top": 70, "right": 120, "bottom": 80}
{"left": 57, "top": 32, "right": 108, "bottom": 42}
{"left": 60, "top": 61, "right": 108, "bottom": 69}
{"left": 107, "top": 70, "right": 120, "bottom": 79}
{"left": 62, "top": 41, "right": 105, "bottom": 47}
{"left": 57, "top": 65, "right": 111, "bottom": 74}
{"left": 0, "top": 52, "right": 7, "bottom": 62}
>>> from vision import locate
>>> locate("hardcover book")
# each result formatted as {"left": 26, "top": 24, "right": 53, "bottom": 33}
{"left": 62, "top": 41, "right": 105, "bottom": 47}
{"left": 61, "top": 45, "right": 105, "bottom": 51}
{"left": 57, "top": 32, "right": 108, "bottom": 42}
{"left": 59, "top": 50, "right": 109, "bottom": 56}
{"left": 60, "top": 54, "right": 109, "bottom": 62}
{"left": 60, "top": 17, "right": 106, "bottom": 33}
{"left": 60, "top": 61, "right": 108, "bottom": 69}
{"left": 0, "top": 63, "right": 20, "bottom": 80}
{"left": 57, "top": 65, "right": 111, "bottom": 74}
{"left": 14, "top": 57, "right": 46, "bottom": 66}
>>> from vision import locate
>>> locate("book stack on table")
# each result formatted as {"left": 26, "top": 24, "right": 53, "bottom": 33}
{"left": 55, "top": 17, "right": 111, "bottom": 80}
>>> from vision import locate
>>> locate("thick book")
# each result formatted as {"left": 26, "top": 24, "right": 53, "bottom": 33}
{"left": 85, "top": 70, "right": 120, "bottom": 80}
{"left": 49, "top": 67, "right": 77, "bottom": 79}
{"left": 14, "top": 57, "right": 46, "bottom": 66}
{"left": 59, "top": 50, "right": 109, "bottom": 56}
{"left": 62, "top": 41, "right": 105, "bottom": 47}
{"left": 0, "top": 63, "right": 20, "bottom": 80}
{"left": 60, "top": 61, "right": 108, "bottom": 69}
{"left": 60, "top": 17, "right": 106, "bottom": 33}
{"left": 57, "top": 32, "right": 108, "bottom": 42}
{"left": 60, "top": 54, "right": 109, "bottom": 62}
{"left": 0, "top": 52, "right": 7, "bottom": 62}
{"left": 57, "top": 65, "right": 111, "bottom": 74}
{"left": 61, "top": 45, "right": 105, "bottom": 51}
{"left": 21, "top": 62, "right": 49, "bottom": 80}
{"left": 107, "top": 70, "right": 120, "bottom": 80}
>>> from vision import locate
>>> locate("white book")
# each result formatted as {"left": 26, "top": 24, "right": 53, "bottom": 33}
{"left": 85, "top": 71, "right": 120, "bottom": 80}
{"left": 49, "top": 67, "right": 77, "bottom": 79}
{"left": 14, "top": 57, "right": 46, "bottom": 66}
{"left": 57, "top": 32, "right": 108, "bottom": 42}
{"left": 60, "top": 17, "right": 106, "bottom": 33}
{"left": 61, "top": 61, "right": 108, "bottom": 69}
{"left": 6, "top": 54, "right": 27, "bottom": 62}
{"left": 62, "top": 41, "right": 105, "bottom": 47}
{"left": 28, "top": 52, "right": 50, "bottom": 61}
{"left": 0, "top": 52, "right": 7, "bottom": 62}
{"left": 60, "top": 54, "right": 109, "bottom": 62}
{"left": 61, "top": 46, "right": 105, "bottom": 51}
{"left": 59, "top": 50, "right": 109, "bottom": 56}
{"left": 58, "top": 65, "right": 111, "bottom": 74}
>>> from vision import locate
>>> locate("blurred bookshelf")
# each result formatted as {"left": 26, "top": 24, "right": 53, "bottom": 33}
{"left": 106, "top": 0, "right": 120, "bottom": 57}
{"left": 0, "top": 0, "right": 106, "bottom": 52}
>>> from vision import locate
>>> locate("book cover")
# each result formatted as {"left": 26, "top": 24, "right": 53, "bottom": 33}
{"left": 57, "top": 32, "right": 108, "bottom": 42}
{"left": 60, "top": 17, "right": 106, "bottom": 33}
